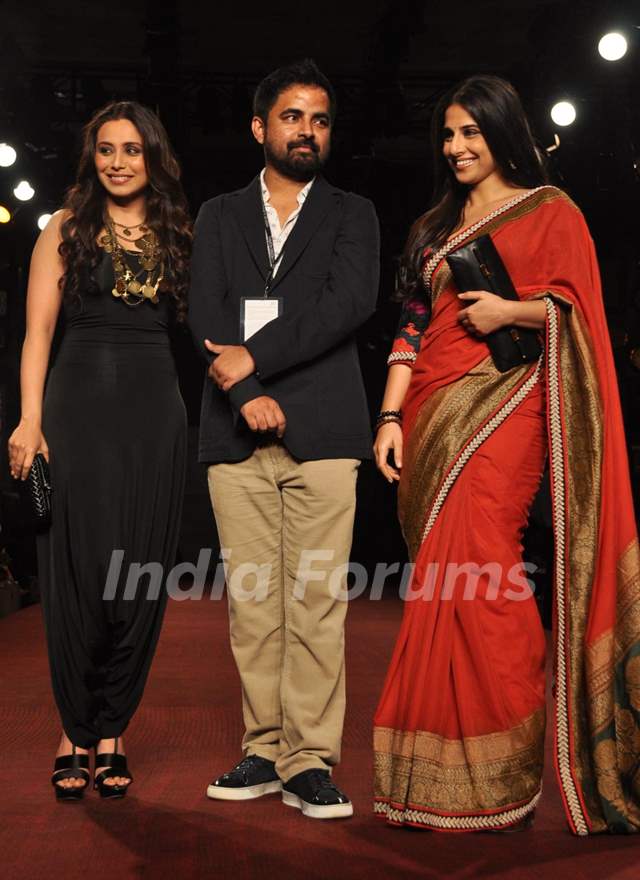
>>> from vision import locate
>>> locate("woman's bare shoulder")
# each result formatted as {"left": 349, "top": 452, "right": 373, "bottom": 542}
{"left": 32, "top": 209, "right": 72, "bottom": 260}
{"left": 46, "top": 208, "right": 73, "bottom": 236}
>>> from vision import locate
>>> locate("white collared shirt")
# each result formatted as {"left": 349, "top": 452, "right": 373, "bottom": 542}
{"left": 260, "top": 168, "right": 314, "bottom": 277}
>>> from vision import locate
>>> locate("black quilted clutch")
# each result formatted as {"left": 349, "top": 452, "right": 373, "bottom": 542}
{"left": 446, "top": 234, "right": 542, "bottom": 373}
{"left": 27, "top": 453, "right": 52, "bottom": 527}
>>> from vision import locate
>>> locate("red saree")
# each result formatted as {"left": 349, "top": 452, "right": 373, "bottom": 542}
{"left": 374, "top": 186, "right": 640, "bottom": 835}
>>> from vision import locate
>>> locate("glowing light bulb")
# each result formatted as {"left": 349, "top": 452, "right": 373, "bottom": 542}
{"left": 37, "top": 213, "right": 52, "bottom": 230}
{"left": 598, "top": 32, "right": 628, "bottom": 61}
{"left": 13, "top": 180, "right": 35, "bottom": 201}
{"left": 0, "top": 205, "right": 11, "bottom": 223}
{"left": 0, "top": 143, "right": 17, "bottom": 167}
{"left": 550, "top": 101, "right": 577, "bottom": 127}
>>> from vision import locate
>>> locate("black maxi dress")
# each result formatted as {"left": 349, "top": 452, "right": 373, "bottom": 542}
{"left": 38, "top": 251, "right": 187, "bottom": 748}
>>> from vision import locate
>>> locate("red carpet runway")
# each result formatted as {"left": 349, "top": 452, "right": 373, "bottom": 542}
{"left": 0, "top": 593, "right": 637, "bottom": 879}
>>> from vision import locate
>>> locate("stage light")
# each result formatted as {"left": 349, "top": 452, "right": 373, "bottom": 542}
{"left": 598, "top": 32, "right": 628, "bottom": 61}
{"left": 37, "top": 213, "right": 52, "bottom": 230}
{"left": 13, "top": 180, "right": 35, "bottom": 201}
{"left": 550, "top": 101, "right": 577, "bottom": 127}
{"left": 0, "top": 205, "right": 11, "bottom": 223}
{"left": 0, "top": 143, "right": 17, "bottom": 167}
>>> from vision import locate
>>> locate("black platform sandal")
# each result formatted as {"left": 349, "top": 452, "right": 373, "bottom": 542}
{"left": 51, "top": 744, "right": 90, "bottom": 801}
{"left": 94, "top": 737, "right": 133, "bottom": 799}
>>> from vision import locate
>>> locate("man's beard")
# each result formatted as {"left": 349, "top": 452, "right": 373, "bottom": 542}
{"left": 264, "top": 137, "right": 326, "bottom": 182}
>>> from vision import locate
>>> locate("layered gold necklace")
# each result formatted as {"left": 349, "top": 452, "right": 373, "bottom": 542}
{"left": 100, "top": 216, "right": 164, "bottom": 306}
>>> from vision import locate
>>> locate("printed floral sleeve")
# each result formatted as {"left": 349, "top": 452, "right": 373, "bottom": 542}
{"left": 387, "top": 294, "right": 430, "bottom": 366}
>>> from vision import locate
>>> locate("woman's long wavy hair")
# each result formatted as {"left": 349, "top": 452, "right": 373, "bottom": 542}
{"left": 396, "top": 75, "right": 549, "bottom": 301}
{"left": 59, "top": 101, "right": 192, "bottom": 320}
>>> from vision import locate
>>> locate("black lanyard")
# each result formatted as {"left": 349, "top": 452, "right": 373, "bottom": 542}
{"left": 261, "top": 196, "right": 286, "bottom": 296}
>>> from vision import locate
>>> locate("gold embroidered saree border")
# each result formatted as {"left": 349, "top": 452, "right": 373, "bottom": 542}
{"left": 398, "top": 357, "right": 536, "bottom": 561}
{"left": 535, "top": 298, "right": 604, "bottom": 828}
{"left": 373, "top": 792, "right": 542, "bottom": 832}
{"left": 545, "top": 298, "right": 591, "bottom": 835}
{"left": 373, "top": 710, "right": 545, "bottom": 827}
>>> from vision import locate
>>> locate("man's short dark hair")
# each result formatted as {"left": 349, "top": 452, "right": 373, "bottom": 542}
{"left": 253, "top": 59, "right": 337, "bottom": 123}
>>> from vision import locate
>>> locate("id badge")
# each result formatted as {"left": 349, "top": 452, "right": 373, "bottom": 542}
{"left": 241, "top": 297, "right": 282, "bottom": 341}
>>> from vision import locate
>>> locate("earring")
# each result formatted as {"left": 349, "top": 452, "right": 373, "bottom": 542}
{"left": 508, "top": 159, "right": 517, "bottom": 170}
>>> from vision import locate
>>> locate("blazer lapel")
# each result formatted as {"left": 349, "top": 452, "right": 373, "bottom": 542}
{"left": 269, "top": 176, "right": 336, "bottom": 292}
{"left": 232, "top": 177, "right": 270, "bottom": 281}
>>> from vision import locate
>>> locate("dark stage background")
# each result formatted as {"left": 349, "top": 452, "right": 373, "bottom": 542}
{"left": 1, "top": 0, "right": 639, "bottom": 614}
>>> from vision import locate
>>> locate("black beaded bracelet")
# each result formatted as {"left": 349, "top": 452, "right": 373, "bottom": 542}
{"left": 377, "top": 409, "right": 402, "bottom": 421}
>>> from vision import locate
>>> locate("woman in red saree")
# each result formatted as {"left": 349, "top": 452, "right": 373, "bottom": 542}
{"left": 373, "top": 75, "right": 640, "bottom": 835}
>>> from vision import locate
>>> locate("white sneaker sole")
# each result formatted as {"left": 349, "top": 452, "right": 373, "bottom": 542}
{"left": 282, "top": 789, "right": 354, "bottom": 819}
{"left": 206, "top": 780, "right": 282, "bottom": 800}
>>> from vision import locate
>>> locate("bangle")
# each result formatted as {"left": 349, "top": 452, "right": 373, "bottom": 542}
{"left": 375, "top": 418, "right": 402, "bottom": 434}
{"left": 377, "top": 410, "right": 402, "bottom": 421}
{"left": 375, "top": 412, "right": 402, "bottom": 432}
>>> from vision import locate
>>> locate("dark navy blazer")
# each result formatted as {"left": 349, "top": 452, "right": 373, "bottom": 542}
{"left": 188, "top": 175, "right": 380, "bottom": 463}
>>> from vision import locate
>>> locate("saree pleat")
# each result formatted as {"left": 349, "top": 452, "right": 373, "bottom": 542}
{"left": 374, "top": 186, "right": 640, "bottom": 834}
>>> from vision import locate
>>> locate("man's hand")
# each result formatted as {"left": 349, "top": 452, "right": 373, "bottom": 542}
{"left": 205, "top": 340, "right": 256, "bottom": 391}
{"left": 240, "top": 397, "right": 286, "bottom": 437}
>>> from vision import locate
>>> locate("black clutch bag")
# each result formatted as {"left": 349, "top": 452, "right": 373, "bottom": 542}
{"left": 25, "top": 453, "right": 52, "bottom": 528}
{"left": 1, "top": 453, "right": 52, "bottom": 533}
{"left": 446, "top": 234, "right": 542, "bottom": 373}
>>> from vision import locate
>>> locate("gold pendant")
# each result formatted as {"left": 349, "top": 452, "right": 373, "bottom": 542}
{"left": 127, "top": 280, "right": 142, "bottom": 295}
{"left": 115, "top": 279, "right": 127, "bottom": 295}
{"left": 122, "top": 227, "right": 132, "bottom": 236}
{"left": 142, "top": 284, "right": 155, "bottom": 298}
{"left": 112, "top": 287, "right": 121, "bottom": 297}
{"left": 122, "top": 293, "right": 144, "bottom": 307}
{"left": 140, "top": 258, "right": 156, "bottom": 271}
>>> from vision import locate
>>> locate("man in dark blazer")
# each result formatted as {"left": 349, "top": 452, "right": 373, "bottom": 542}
{"left": 189, "top": 59, "right": 379, "bottom": 819}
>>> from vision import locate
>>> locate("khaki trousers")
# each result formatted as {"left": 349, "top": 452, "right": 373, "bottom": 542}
{"left": 208, "top": 442, "right": 359, "bottom": 781}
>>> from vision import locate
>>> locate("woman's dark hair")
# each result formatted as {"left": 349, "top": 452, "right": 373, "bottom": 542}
{"left": 59, "top": 100, "right": 192, "bottom": 320}
{"left": 253, "top": 58, "right": 337, "bottom": 123}
{"left": 396, "top": 75, "right": 549, "bottom": 301}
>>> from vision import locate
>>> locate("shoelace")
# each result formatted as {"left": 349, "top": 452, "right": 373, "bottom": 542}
{"left": 307, "top": 770, "right": 339, "bottom": 793}
{"left": 233, "top": 755, "right": 266, "bottom": 773}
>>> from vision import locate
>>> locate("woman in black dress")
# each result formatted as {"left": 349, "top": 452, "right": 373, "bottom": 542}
{"left": 8, "top": 101, "right": 191, "bottom": 800}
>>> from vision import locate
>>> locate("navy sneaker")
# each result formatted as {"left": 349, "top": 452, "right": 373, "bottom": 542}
{"left": 206, "top": 755, "right": 281, "bottom": 801}
{"left": 282, "top": 769, "right": 353, "bottom": 819}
